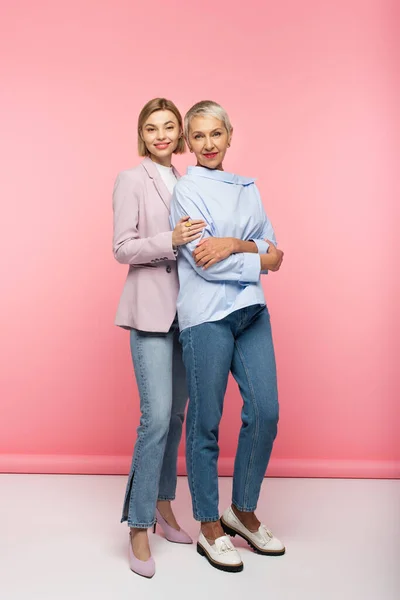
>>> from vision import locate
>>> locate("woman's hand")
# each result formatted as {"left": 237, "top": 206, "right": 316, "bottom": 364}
{"left": 172, "top": 216, "right": 206, "bottom": 247}
{"left": 193, "top": 237, "right": 235, "bottom": 269}
{"left": 260, "top": 240, "right": 284, "bottom": 271}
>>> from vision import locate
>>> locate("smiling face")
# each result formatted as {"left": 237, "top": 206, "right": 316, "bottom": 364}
{"left": 140, "top": 109, "right": 182, "bottom": 165}
{"left": 187, "top": 115, "right": 232, "bottom": 170}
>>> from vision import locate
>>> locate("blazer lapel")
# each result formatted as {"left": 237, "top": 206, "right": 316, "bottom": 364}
{"left": 142, "top": 157, "right": 180, "bottom": 211}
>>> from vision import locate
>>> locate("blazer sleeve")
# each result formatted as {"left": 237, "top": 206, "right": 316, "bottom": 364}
{"left": 112, "top": 171, "right": 176, "bottom": 265}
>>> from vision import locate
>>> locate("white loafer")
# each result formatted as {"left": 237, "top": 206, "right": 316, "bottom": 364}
{"left": 197, "top": 532, "right": 244, "bottom": 572}
{"left": 221, "top": 506, "right": 285, "bottom": 556}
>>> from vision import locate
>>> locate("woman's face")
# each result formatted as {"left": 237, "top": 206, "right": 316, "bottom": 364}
{"left": 188, "top": 115, "right": 232, "bottom": 170}
{"left": 141, "top": 110, "right": 181, "bottom": 163}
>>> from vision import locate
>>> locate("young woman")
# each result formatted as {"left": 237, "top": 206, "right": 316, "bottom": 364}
{"left": 170, "top": 101, "right": 285, "bottom": 572}
{"left": 112, "top": 98, "right": 206, "bottom": 578}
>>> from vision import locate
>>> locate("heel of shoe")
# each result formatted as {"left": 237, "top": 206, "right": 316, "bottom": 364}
{"left": 197, "top": 543, "right": 206, "bottom": 557}
{"left": 220, "top": 518, "right": 237, "bottom": 537}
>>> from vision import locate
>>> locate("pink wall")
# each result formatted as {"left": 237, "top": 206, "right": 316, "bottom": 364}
{"left": 1, "top": 0, "right": 398, "bottom": 477}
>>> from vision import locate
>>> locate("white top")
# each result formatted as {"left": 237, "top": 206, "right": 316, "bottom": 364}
{"left": 155, "top": 162, "right": 178, "bottom": 194}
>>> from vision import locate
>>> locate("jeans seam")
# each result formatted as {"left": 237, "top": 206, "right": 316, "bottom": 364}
{"left": 234, "top": 338, "right": 259, "bottom": 509}
{"left": 187, "top": 327, "right": 200, "bottom": 520}
{"left": 127, "top": 333, "right": 149, "bottom": 524}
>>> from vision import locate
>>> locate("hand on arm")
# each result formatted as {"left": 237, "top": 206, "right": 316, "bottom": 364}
{"left": 260, "top": 241, "right": 284, "bottom": 272}
{"left": 190, "top": 192, "right": 283, "bottom": 272}
{"left": 172, "top": 216, "right": 206, "bottom": 248}
{"left": 171, "top": 183, "right": 261, "bottom": 283}
{"left": 193, "top": 238, "right": 258, "bottom": 269}
{"left": 191, "top": 187, "right": 276, "bottom": 269}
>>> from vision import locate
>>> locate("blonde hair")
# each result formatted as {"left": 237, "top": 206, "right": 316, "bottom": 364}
{"left": 137, "top": 98, "right": 185, "bottom": 156}
{"left": 184, "top": 100, "right": 233, "bottom": 139}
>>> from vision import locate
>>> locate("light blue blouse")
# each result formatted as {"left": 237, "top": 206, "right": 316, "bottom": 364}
{"left": 170, "top": 166, "right": 277, "bottom": 331}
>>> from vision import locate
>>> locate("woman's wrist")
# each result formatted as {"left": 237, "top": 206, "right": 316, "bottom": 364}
{"left": 232, "top": 239, "right": 258, "bottom": 254}
{"left": 231, "top": 238, "right": 239, "bottom": 253}
{"left": 260, "top": 253, "right": 272, "bottom": 270}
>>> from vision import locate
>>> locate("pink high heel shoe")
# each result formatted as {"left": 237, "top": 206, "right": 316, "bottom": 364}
{"left": 154, "top": 508, "right": 193, "bottom": 544}
{"left": 128, "top": 532, "right": 155, "bottom": 579}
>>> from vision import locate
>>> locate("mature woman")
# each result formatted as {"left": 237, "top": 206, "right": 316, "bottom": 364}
{"left": 170, "top": 101, "right": 285, "bottom": 572}
{"left": 112, "top": 98, "right": 206, "bottom": 578}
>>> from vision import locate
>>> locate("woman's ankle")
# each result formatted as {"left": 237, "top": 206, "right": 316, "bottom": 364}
{"left": 130, "top": 527, "right": 148, "bottom": 538}
{"left": 156, "top": 500, "right": 180, "bottom": 529}
{"left": 201, "top": 520, "right": 225, "bottom": 542}
{"left": 156, "top": 499, "right": 171, "bottom": 511}
{"left": 231, "top": 505, "right": 260, "bottom": 532}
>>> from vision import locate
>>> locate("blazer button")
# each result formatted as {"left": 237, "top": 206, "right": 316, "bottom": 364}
{"left": 166, "top": 265, "right": 172, "bottom": 273}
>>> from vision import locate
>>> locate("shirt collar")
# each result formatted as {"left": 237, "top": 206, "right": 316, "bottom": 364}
{"left": 187, "top": 166, "right": 255, "bottom": 186}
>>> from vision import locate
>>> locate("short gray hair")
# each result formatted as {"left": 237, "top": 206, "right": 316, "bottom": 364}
{"left": 184, "top": 100, "right": 232, "bottom": 139}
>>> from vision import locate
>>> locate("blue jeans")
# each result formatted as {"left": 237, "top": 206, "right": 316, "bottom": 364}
{"left": 121, "top": 318, "right": 188, "bottom": 528}
{"left": 180, "top": 305, "right": 279, "bottom": 522}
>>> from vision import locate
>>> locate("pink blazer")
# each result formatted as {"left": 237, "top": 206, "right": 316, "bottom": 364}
{"left": 112, "top": 157, "right": 180, "bottom": 332}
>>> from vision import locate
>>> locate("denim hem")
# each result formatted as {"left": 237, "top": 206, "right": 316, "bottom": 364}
{"left": 193, "top": 515, "right": 220, "bottom": 523}
{"left": 157, "top": 495, "right": 175, "bottom": 501}
{"left": 232, "top": 501, "right": 257, "bottom": 513}
{"left": 126, "top": 519, "right": 156, "bottom": 529}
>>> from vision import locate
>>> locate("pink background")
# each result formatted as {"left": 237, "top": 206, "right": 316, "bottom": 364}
{"left": 1, "top": 0, "right": 398, "bottom": 477}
